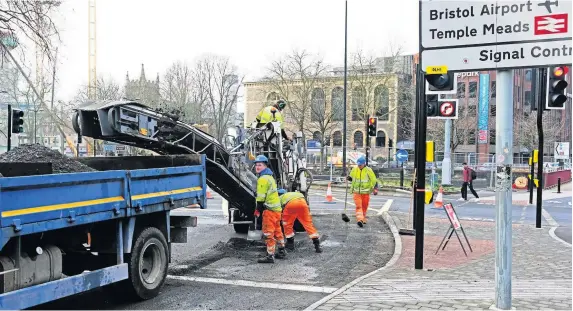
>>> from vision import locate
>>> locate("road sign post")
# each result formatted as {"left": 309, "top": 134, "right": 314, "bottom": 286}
{"left": 495, "top": 69, "right": 514, "bottom": 310}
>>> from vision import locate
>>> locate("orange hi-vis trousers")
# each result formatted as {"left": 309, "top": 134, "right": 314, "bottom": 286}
{"left": 262, "top": 210, "right": 285, "bottom": 255}
{"left": 282, "top": 198, "right": 319, "bottom": 239}
{"left": 353, "top": 193, "right": 371, "bottom": 223}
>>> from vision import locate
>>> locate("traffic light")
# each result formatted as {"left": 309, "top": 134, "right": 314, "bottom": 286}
{"left": 367, "top": 117, "right": 377, "bottom": 137}
{"left": 426, "top": 98, "right": 458, "bottom": 119}
{"left": 425, "top": 72, "right": 457, "bottom": 95}
{"left": 546, "top": 66, "right": 569, "bottom": 110}
{"left": 11, "top": 109, "right": 24, "bottom": 134}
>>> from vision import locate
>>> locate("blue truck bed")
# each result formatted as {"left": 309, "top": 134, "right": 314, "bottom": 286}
{"left": 0, "top": 155, "right": 206, "bottom": 309}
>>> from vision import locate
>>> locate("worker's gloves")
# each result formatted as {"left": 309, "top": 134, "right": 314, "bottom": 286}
{"left": 255, "top": 202, "right": 265, "bottom": 216}
{"left": 372, "top": 188, "right": 379, "bottom": 196}
{"left": 254, "top": 210, "right": 261, "bottom": 217}
{"left": 346, "top": 176, "right": 352, "bottom": 181}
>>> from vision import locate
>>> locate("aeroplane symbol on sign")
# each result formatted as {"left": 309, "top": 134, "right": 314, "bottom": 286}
{"left": 534, "top": 14, "right": 568, "bottom": 35}
{"left": 538, "top": 0, "right": 559, "bottom": 14}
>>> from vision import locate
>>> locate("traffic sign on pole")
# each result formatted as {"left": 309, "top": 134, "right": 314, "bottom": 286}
{"left": 396, "top": 149, "right": 409, "bottom": 163}
{"left": 420, "top": 0, "right": 573, "bottom": 72}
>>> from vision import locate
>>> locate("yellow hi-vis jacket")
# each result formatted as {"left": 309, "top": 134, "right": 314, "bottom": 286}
{"left": 279, "top": 192, "right": 306, "bottom": 207}
{"left": 256, "top": 106, "right": 284, "bottom": 125}
{"left": 256, "top": 175, "right": 282, "bottom": 212}
{"left": 349, "top": 166, "right": 377, "bottom": 194}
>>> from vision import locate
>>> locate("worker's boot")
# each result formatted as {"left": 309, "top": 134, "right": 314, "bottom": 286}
{"left": 257, "top": 254, "right": 275, "bottom": 264}
{"left": 312, "top": 238, "right": 323, "bottom": 253}
{"left": 357, "top": 220, "right": 364, "bottom": 228}
{"left": 275, "top": 247, "right": 287, "bottom": 259}
{"left": 286, "top": 237, "right": 295, "bottom": 251}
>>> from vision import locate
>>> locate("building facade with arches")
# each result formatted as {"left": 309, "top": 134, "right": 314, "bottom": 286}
{"left": 243, "top": 72, "right": 407, "bottom": 159}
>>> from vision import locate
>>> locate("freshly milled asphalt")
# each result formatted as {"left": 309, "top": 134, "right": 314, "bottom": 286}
{"left": 34, "top": 193, "right": 395, "bottom": 310}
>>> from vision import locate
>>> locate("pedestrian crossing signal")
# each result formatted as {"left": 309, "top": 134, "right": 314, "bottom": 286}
{"left": 11, "top": 109, "right": 24, "bottom": 134}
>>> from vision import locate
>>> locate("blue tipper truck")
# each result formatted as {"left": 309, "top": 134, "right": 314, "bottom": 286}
{"left": 0, "top": 154, "right": 207, "bottom": 309}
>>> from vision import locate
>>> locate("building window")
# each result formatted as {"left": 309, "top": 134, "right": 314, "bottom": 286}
{"left": 524, "top": 90, "right": 532, "bottom": 107}
{"left": 311, "top": 88, "right": 325, "bottom": 122}
{"left": 333, "top": 131, "right": 342, "bottom": 147}
{"left": 352, "top": 87, "right": 365, "bottom": 121}
{"left": 491, "top": 105, "right": 496, "bottom": 116}
{"left": 525, "top": 69, "right": 532, "bottom": 81}
{"left": 469, "top": 82, "right": 478, "bottom": 98}
{"left": 324, "top": 135, "right": 330, "bottom": 146}
{"left": 331, "top": 87, "right": 344, "bottom": 121}
{"left": 491, "top": 81, "right": 496, "bottom": 98}
{"left": 468, "top": 105, "right": 477, "bottom": 116}
{"left": 468, "top": 130, "right": 476, "bottom": 145}
{"left": 312, "top": 131, "right": 321, "bottom": 141}
{"left": 375, "top": 130, "right": 386, "bottom": 147}
{"left": 374, "top": 85, "right": 390, "bottom": 121}
{"left": 490, "top": 130, "right": 496, "bottom": 145}
{"left": 457, "top": 82, "right": 466, "bottom": 98}
{"left": 267, "top": 92, "right": 279, "bottom": 103}
{"left": 353, "top": 131, "right": 364, "bottom": 148}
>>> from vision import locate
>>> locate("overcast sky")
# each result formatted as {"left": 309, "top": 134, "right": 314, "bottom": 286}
{"left": 46, "top": 0, "right": 418, "bottom": 110}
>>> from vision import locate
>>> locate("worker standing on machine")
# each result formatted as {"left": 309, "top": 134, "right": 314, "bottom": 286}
{"left": 346, "top": 156, "right": 378, "bottom": 227}
{"left": 254, "top": 155, "right": 287, "bottom": 263}
{"left": 277, "top": 189, "right": 322, "bottom": 253}
{"left": 255, "top": 99, "right": 290, "bottom": 140}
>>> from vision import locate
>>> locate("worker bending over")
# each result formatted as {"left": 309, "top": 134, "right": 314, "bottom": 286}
{"left": 346, "top": 156, "right": 378, "bottom": 227}
{"left": 277, "top": 189, "right": 322, "bottom": 253}
{"left": 254, "top": 155, "right": 287, "bottom": 263}
{"left": 255, "top": 99, "right": 289, "bottom": 140}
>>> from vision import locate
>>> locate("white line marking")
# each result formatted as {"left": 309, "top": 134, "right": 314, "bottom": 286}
{"left": 377, "top": 199, "right": 394, "bottom": 215}
{"left": 542, "top": 208, "right": 572, "bottom": 247}
{"left": 313, "top": 193, "right": 355, "bottom": 206}
{"left": 167, "top": 275, "right": 337, "bottom": 293}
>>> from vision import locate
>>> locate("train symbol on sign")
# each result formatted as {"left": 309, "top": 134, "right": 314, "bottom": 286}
{"left": 440, "top": 102, "right": 455, "bottom": 116}
{"left": 534, "top": 13, "right": 568, "bottom": 35}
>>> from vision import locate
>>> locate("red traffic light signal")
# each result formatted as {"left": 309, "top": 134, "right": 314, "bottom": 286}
{"left": 546, "top": 66, "right": 569, "bottom": 110}
{"left": 367, "top": 117, "right": 377, "bottom": 137}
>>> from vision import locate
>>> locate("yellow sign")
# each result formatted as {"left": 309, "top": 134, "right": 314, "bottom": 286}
{"left": 426, "top": 141, "right": 435, "bottom": 162}
{"left": 528, "top": 157, "right": 532, "bottom": 166}
{"left": 533, "top": 150, "right": 539, "bottom": 163}
{"left": 426, "top": 65, "right": 448, "bottom": 74}
{"left": 140, "top": 128, "right": 148, "bottom": 136}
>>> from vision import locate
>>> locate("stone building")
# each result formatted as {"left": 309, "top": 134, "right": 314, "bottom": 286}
{"left": 124, "top": 64, "right": 161, "bottom": 108}
{"left": 244, "top": 74, "right": 401, "bottom": 158}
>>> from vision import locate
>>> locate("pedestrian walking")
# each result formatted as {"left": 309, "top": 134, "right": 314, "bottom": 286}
{"left": 347, "top": 156, "right": 378, "bottom": 227}
{"left": 277, "top": 189, "right": 322, "bottom": 253}
{"left": 460, "top": 162, "right": 479, "bottom": 201}
{"left": 253, "top": 155, "right": 286, "bottom": 263}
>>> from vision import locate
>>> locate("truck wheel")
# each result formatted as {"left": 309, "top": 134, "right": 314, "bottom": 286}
{"left": 125, "top": 227, "right": 169, "bottom": 300}
{"left": 233, "top": 224, "right": 250, "bottom": 234}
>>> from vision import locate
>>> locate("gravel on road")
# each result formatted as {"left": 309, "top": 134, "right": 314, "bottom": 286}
{"left": 0, "top": 144, "right": 96, "bottom": 173}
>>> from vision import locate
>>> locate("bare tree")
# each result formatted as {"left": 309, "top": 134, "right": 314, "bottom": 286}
{"left": 265, "top": 50, "right": 328, "bottom": 140}
{"left": 307, "top": 87, "right": 342, "bottom": 170}
{"left": 74, "top": 76, "right": 122, "bottom": 102}
{"left": 160, "top": 61, "right": 208, "bottom": 124}
{"left": 515, "top": 111, "right": 565, "bottom": 151}
{"left": 0, "top": 1, "right": 61, "bottom": 59}
{"left": 196, "top": 54, "right": 242, "bottom": 142}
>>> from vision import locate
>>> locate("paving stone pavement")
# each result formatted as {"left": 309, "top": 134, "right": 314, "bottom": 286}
{"left": 308, "top": 211, "right": 572, "bottom": 311}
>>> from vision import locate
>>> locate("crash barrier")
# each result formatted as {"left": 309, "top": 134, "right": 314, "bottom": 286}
{"left": 543, "top": 169, "right": 571, "bottom": 189}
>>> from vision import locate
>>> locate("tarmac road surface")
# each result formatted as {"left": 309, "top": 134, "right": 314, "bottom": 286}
{"left": 34, "top": 192, "right": 394, "bottom": 310}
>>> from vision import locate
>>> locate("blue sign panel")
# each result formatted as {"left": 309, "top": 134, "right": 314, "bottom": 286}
{"left": 396, "top": 149, "right": 409, "bottom": 163}
{"left": 478, "top": 74, "right": 490, "bottom": 144}
{"left": 306, "top": 140, "right": 321, "bottom": 149}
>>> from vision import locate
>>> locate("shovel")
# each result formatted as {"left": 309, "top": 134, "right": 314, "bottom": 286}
{"left": 341, "top": 178, "right": 350, "bottom": 223}
{"left": 247, "top": 216, "right": 263, "bottom": 241}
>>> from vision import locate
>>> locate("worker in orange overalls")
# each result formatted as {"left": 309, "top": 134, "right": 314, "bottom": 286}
{"left": 346, "top": 156, "right": 378, "bottom": 227}
{"left": 254, "top": 155, "right": 286, "bottom": 263}
{"left": 277, "top": 189, "right": 322, "bottom": 253}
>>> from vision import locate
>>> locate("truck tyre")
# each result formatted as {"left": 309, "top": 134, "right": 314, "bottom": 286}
{"left": 124, "top": 227, "right": 169, "bottom": 300}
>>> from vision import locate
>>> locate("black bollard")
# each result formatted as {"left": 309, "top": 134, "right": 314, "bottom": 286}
{"left": 557, "top": 178, "right": 561, "bottom": 194}
{"left": 400, "top": 163, "right": 404, "bottom": 189}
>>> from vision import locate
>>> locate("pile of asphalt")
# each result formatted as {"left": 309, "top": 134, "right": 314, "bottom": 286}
{"left": 0, "top": 144, "right": 96, "bottom": 173}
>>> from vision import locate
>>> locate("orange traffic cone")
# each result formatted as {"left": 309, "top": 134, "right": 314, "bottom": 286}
{"left": 433, "top": 186, "right": 444, "bottom": 209}
{"left": 207, "top": 188, "right": 214, "bottom": 199}
{"left": 324, "top": 182, "right": 336, "bottom": 204}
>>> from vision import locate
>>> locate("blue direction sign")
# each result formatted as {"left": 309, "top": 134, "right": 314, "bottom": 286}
{"left": 396, "top": 149, "right": 409, "bottom": 163}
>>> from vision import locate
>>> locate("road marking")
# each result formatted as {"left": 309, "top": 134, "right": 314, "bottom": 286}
{"left": 519, "top": 206, "right": 527, "bottom": 224}
{"left": 377, "top": 199, "right": 394, "bottom": 215}
{"left": 313, "top": 193, "right": 355, "bottom": 206}
{"left": 167, "top": 275, "right": 338, "bottom": 293}
{"left": 542, "top": 208, "right": 572, "bottom": 247}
